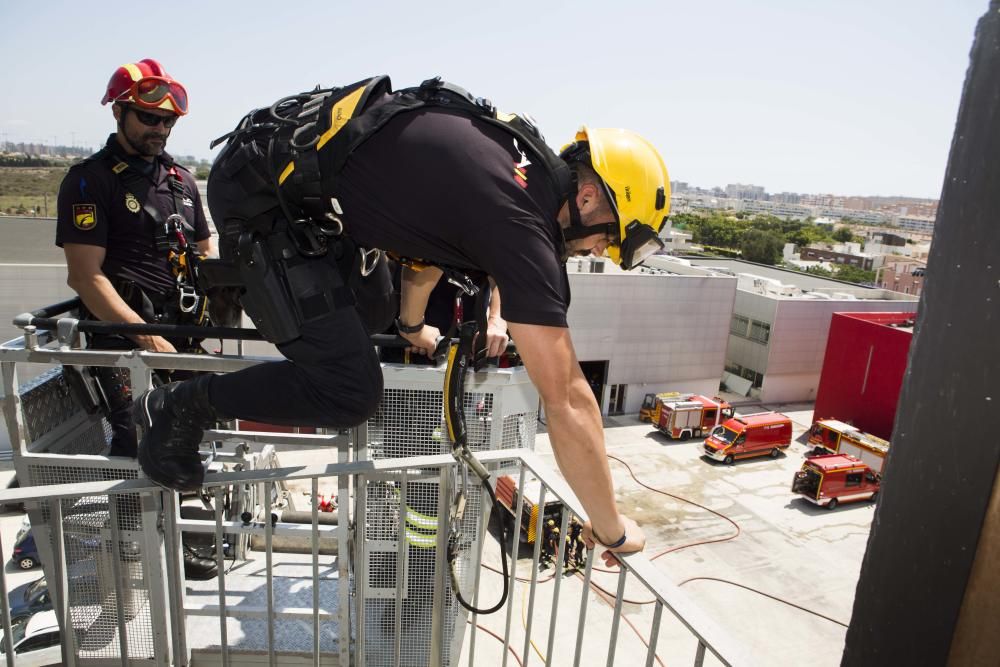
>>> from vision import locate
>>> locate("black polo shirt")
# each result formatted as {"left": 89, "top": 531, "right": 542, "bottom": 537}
{"left": 336, "top": 107, "right": 571, "bottom": 327}
{"left": 56, "top": 134, "right": 211, "bottom": 296}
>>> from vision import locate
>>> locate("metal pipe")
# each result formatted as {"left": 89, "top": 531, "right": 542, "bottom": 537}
{"left": 572, "top": 548, "right": 596, "bottom": 667}
{"left": 522, "top": 486, "right": 547, "bottom": 666}
{"left": 606, "top": 567, "right": 628, "bottom": 667}
{"left": 107, "top": 494, "right": 130, "bottom": 667}
{"left": 544, "top": 509, "right": 571, "bottom": 666}
{"left": 311, "top": 477, "right": 320, "bottom": 667}
{"left": 645, "top": 602, "right": 664, "bottom": 667}
{"left": 215, "top": 487, "right": 231, "bottom": 667}
{"left": 501, "top": 465, "right": 528, "bottom": 667}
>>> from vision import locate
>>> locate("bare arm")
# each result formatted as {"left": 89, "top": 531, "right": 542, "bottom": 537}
{"left": 508, "top": 321, "right": 645, "bottom": 563}
{"left": 63, "top": 243, "right": 176, "bottom": 353}
{"left": 397, "top": 265, "right": 444, "bottom": 355}
{"left": 484, "top": 280, "right": 509, "bottom": 358}
{"left": 196, "top": 236, "right": 216, "bottom": 258}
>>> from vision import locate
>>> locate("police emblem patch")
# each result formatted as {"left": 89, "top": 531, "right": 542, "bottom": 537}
{"left": 125, "top": 192, "right": 141, "bottom": 213}
{"left": 72, "top": 204, "right": 97, "bottom": 230}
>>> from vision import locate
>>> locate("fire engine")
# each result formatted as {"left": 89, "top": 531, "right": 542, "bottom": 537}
{"left": 653, "top": 394, "right": 734, "bottom": 440}
{"left": 792, "top": 453, "right": 881, "bottom": 509}
{"left": 639, "top": 392, "right": 672, "bottom": 423}
{"left": 808, "top": 419, "right": 890, "bottom": 474}
{"left": 702, "top": 412, "right": 792, "bottom": 464}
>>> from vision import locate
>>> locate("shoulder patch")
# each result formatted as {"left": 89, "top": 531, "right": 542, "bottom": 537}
{"left": 73, "top": 204, "right": 97, "bottom": 230}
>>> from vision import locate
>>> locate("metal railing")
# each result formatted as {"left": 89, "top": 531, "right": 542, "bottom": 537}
{"left": 0, "top": 306, "right": 749, "bottom": 666}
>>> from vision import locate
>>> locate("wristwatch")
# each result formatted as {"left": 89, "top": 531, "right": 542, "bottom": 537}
{"left": 395, "top": 317, "right": 425, "bottom": 334}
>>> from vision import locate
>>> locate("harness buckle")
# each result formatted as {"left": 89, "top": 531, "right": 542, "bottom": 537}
{"left": 178, "top": 285, "right": 200, "bottom": 313}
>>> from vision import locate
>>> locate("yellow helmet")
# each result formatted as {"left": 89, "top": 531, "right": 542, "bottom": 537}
{"left": 561, "top": 127, "right": 671, "bottom": 269}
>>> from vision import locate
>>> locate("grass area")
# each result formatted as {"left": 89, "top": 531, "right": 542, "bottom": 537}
{"left": 0, "top": 167, "right": 68, "bottom": 216}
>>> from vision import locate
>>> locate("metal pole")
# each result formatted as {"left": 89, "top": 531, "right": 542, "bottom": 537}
{"left": 215, "top": 486, "right": 231, "bottom": 667}
{"left": 501, "top": 466, "right": 527, "bottom": 667}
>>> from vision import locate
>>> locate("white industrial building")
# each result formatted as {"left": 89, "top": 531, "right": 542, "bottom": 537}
{"left": 656, "top": 258, "right": 919, "bottom": 404}
{"left": 564, "top": 258, "right": 736, "bottom": 415}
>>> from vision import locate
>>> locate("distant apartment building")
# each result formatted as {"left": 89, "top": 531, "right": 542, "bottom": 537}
{"left": 737, "top": 199, "right": 813, "bottom": 219}
{"left": 877, "top": 259, "right": 926, "bottom": 296}
{"left": 771, "top": 192, "right": 802, "bottom": 204}
{"left": 895, "top": 215, "right": 936, "bottom": 234}
{"left": 800, "top": 245, "right": 876, "bottom": 271}
{"left": 725, "top": 183, "right": 766, "bottom": 200}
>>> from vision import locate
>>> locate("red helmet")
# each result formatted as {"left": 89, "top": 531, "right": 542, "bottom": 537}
{"left": 101, "top": 58, "right": 188, "bottom": 115}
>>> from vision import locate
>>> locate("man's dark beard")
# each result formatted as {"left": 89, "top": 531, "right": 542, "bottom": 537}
{"left": 118, "top": 113, "right": 168, "bottom": 157}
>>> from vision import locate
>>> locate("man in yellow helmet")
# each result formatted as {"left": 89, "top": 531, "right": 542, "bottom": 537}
{"left": 134, "top": 76, "right": 669, "bottom": 565}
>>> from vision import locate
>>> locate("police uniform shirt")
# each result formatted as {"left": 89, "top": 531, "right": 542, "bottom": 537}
{"left": 56, "top": 134, "right": 211, "bottom": 297}
{"left": 336, "top": 109, "right": 572, "bottom": 328}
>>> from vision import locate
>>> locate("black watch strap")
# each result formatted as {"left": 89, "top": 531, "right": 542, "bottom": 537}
{"left": 395, "top": 317, "right": 425, "bottom": 334}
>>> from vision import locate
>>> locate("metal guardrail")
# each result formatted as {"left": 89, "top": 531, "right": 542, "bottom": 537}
{"left": 1, "top": 303, "right": 749, "bottom": 666}
{"left": 0, "top": 451, "right": 750, "bottom": 667}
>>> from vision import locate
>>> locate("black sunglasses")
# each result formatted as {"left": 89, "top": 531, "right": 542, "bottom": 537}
{"left": 128, "top": 106, "right": 178, "bottom": 128}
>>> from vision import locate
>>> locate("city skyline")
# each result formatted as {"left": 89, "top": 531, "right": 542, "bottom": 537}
{"left": 1, "top": 1, "right": 986, "bottom": 198}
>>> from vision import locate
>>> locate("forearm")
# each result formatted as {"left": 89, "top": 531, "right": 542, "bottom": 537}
{"left": 543, "top": 377, "right": 623, "bottom": 541}
{"left": 70, "top": 274, "right": 158, "bottom": 348}
{"left": 399, "top": 265, "right": 443, "bottom": 326}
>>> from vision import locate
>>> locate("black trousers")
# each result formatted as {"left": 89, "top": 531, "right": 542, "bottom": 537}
{"left": 87, "top": 333, "right": 202, "bottom": 458}
{"left": 208, "top": 306, "right": 383, "bottom": 428}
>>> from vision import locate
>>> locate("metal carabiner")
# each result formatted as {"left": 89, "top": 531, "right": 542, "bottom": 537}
{"left": 178, "top": 286, "right": 199, "bottom": 313}
{"left": 358, "top": 247, "right": 383, "bottom": 277}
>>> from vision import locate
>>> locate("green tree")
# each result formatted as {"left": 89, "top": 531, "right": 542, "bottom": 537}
{"left": 832, "top": 227, "right": 854, "bottom": 243}
{"left": 740, "top": 229, "right": 784, "bottom": 265}
{"left": 835, "top": 264, "right": 876, "bottom": 284}
{"left": 195, "top": 167, "right": 210, "bottom": 180}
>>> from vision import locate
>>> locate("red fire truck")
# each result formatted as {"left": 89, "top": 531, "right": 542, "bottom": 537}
{"left": 702, "top": 412, "right": 792, "bottom": 464}
{"left": 792, "top": 453, "right": 881, "bottom": 509}
{"left": 654, "top": 394, "right": 734, "bottom": 440}
{"left": 808, "top": 419, "right": 890, "bottom": 474}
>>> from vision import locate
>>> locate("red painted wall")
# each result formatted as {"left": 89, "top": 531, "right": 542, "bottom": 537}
{"left": 813, "top": 312, "right": 916, "bottom": 440}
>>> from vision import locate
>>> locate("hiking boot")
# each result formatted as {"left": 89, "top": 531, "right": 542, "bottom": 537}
{"left": 133, "top": 375, "right": 221, "bottom": 492}
{"left": 183, "top": 545, "right": 218, "bottom": 581}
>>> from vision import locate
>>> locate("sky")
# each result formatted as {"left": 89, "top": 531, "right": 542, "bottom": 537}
{"left": 0, "top": 0, "right": 989, "bottom": 198}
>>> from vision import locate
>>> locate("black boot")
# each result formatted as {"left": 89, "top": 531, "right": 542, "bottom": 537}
{"left": 133, "top": 375, "right": 220, "bottom": 491}
{"left": 183, "top": 545, "right": 218, "bottom": 581}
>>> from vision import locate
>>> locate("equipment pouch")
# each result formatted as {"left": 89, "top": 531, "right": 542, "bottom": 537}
{"left": 236, "top": 233, "right": 303, "bottom": 344}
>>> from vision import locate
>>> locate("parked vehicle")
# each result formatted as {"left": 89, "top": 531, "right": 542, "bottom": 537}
{"left": 639, "top": 392, "right": 685, "bottom": 423}
{"left": 9, "top": 528, "right": 101, "bottom": 570}
{"left": 703, "top": 412, "right": 792, "bottom": 464}
{"left": 792, "top": 453, "right": 881, "bottom": 509}
{"left": 654, "top": 394, "right": 734, "bottom": 440}
{"left": 808, "top": 419, "right": 890, "bottom": 473}
{"left": 0, "top": 610, "right": 62, "bottom": 666}
{"left": 11, "top": 531, "right": 41, "bottom": 570}
{"left": 7, "top": 568, "right": 99, "bottom": 622}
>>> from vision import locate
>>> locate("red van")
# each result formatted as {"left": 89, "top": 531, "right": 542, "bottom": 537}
{"left": 703, "top": 412, "right": 792, "bottom": 464}
{"left": 792, "top": 453, "right": 880, "bottom": 509}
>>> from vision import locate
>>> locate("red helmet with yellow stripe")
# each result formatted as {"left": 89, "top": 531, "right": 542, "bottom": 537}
{"left": 101, "top": 58, "right": 188, "bottom": 116}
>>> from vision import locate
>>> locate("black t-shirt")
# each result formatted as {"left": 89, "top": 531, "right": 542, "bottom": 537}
{"left": 56, "top": 134, "right": 211, "bottom": 296}
{"left": 336, "top": 108, "right": 571, "bottom": 327}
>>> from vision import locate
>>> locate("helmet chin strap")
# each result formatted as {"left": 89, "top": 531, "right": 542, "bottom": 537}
{"left": 560, "top": 170, "right": 618, "bottom": 242}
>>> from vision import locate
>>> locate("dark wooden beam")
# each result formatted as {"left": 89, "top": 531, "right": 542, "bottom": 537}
{"left": 842, "top": 2, "right": 1000, "bottom": 664}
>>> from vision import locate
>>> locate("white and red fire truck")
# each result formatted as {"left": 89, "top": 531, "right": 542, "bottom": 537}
{"left": 653, "top": 394, "right": 734, "bottom": 440}
{"left": 792, "top": 453, "right": 881, "bottom": 509}
{"left": 808, "top": 419, "right": 890, "bottom": 474}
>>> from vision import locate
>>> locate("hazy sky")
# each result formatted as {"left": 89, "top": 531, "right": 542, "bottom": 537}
{"left": 0, "top": 0, "right": 988, "bottom": 198}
